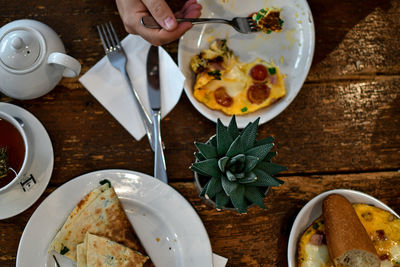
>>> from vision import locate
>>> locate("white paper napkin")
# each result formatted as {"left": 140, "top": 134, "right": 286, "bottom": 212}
{"left": 213, "top": 253, "right": 228, "bottom": 266}
{"left": 79, "top": 34, "right": 185, "bottom": 141}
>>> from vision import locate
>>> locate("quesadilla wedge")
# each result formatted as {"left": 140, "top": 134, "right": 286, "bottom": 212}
{"left": 48, "top": 182, "right": 147, "bottom": 262}
{"left": 77, "top": 233, "right": 148, "bottom": 267}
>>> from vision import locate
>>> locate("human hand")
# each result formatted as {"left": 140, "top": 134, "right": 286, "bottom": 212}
{"left": 116, "top": 0, "right": 202, "bottom": 46}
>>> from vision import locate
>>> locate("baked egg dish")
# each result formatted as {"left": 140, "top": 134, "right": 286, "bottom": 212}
{"left": 297, "top": 204, "right": 400, "bottom": 267}
{"left": 190, "top": 39, "right": 286, "bottom": 115}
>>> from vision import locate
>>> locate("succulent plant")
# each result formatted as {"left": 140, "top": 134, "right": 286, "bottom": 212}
{"left": 190, "top": 116, "right": 287, "bottom": 214}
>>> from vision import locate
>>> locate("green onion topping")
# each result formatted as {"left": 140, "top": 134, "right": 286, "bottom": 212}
{"left": 268, "top": 67, "right": 276, "bottom": 75}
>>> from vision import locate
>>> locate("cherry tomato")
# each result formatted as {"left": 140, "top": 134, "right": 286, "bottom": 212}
{"left": 250, "top": 64, "right": 268, "bottom": 81}
{"left": 247, "top": 83, "right": 270, "bottom": 104}
{"left": 214, "top": 87, "right": 233, "bottom": 107}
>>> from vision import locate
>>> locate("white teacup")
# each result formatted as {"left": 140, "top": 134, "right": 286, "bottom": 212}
{"left": 0, "top": 111, "right": 31, "bottom": 192}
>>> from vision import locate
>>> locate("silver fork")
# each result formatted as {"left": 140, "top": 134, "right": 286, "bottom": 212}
{"left": 141, "top": 16, "right": 258, "bottom": 34}
{"left": 97, "top": 22, "right": 154, "bottom": 150}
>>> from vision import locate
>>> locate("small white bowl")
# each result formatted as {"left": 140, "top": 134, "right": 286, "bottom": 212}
{"left": 287, "top": 189, "right": 400, "bottom": 267}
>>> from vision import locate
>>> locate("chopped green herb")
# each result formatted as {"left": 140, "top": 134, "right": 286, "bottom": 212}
{"left": 60, "top": 245, "right": 69, "bottom": 255}
{"left": 268, "top": 67, "right": 276, "bottom": 75}
{"left": 100, "top": 179, "right": 112, "bottom": 188}
{"left": 266, "top": 30, "right": 272, "bottom": 34}
{"left": 0, "top": 147, "right": 9, "bottom": 178}
{"left": 52, "top": 255, "right": 61, "bottom": 267}
{"left": 278, "top": 18, "right": 284, "bottom": 27}
{"left": 208, "top": 70, "right": 221, "bottom": 80}
{"left": 241, "top": 107, "right": 248, "bottom": 112}
{"left": 313, "top": 223, "right": 319, "bottom": 229}
{"left": 255, "top": 13, "right": 262, "bottom": 21}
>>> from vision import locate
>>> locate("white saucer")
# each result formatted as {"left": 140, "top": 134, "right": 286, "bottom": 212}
{"left": 0, "top": 103, "right": 53, "bottom": 219}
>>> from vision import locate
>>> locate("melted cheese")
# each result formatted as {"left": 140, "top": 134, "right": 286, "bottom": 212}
{"left": 303, "top": 244, "right": 331, "bottom": 267}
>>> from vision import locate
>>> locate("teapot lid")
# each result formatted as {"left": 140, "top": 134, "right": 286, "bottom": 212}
{"left": 0, "top": 28, "right": 41, "bottom": 70}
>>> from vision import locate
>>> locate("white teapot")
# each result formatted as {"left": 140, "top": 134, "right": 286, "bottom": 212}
{"left": 0, "top": 19, "right": 81, "bottom": 100}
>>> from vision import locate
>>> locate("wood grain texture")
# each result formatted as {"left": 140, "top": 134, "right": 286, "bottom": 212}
{"left": 1, "top": 0, "right": 400, "bottom": 266}
{"left": 1, "top": 172, "right": 400, "bottom": 266}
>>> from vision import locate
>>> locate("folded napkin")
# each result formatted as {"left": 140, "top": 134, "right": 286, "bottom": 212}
{"left": 79, "top": 34, "right": 185, "bottom": 141}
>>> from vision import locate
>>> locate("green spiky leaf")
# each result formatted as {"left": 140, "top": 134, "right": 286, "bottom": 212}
{"left": 227, "top": 115, "right": 240, "bottom": 140}
{"left": 244, "top": 186, "right": 266, "bottom": 209}
{"left": 215, "top": 191, "right": 230, "bottom": 209}
{"left": 256, "top": 161, "right": 288, "bottom": 175}
{"left": 221, "top": 175, "right": 238, "bottom": 196}
{"left": 246, "top": 143, "right": 273, "bottom": 161}
{"left": 251, "top": 168, "right": 284, "bottom": 186}
{"left": 226, "top": 170, "right": 236, "bottom": 182}
{"left": 226, "top": 136, "right": 244, "bottom": 157}
{"left": 207, "top": 134, "right": 217, "bottom": 147}
{"left": 230, "top": 184, "right": 247, "bottom": 213}
{"left": 241, "top": 118, "right": 260, "bottom": 150}
{"left": 264, "top": 151, "right": 277, "bottom": 162}
{"left": 218, "top": 156, "right": 230, "bottom": 172}
{"left": 245, "top": 155, "right": 259, "bottom": 172}
{"left": 228, "top": 158, "right": 245, "bottom": 173}
{"left": 195, "top": 142, "right": 218, "bottom": 159}
{"left": 205, "top": 176, "right": 223, "bottom": 199}
{"left": 238, "top": 171, "right": 257, "bottom": 184}
{"left": 194, "top": 152, "right": 206, "bottom": 161}
{"left": 199, "top": 180, "right": 210, "bottom": 197}
{"left": 216, "top": 119, "right": 233, "bottom": 156}
{"left": 191, "top": 159, "right": 220, "bottom": 177}
{"left": 255, "top": 136, "right": 274, "bottom": 146}
{"left": 235, "top": 172, "right": 245, "bottom": 179}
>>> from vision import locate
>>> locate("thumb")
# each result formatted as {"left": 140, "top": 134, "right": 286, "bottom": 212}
{"left": 142, "top": 0, "right": 177, "bottom": 31}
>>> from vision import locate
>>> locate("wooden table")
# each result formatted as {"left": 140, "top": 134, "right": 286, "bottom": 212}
{"left": 1, "top": 0, "right": 400, "bottom": 266}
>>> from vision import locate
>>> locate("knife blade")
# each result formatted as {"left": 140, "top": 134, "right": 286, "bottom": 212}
{"left": 146, "top": 46, "right": 167, "bottom": 183}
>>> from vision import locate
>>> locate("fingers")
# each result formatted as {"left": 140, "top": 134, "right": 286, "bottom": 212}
{"left": 142, "top": 0, "right": 177, "bottom": 30}
{"left": 137, "top": 22, "right": 193, "bottom": 46}
{"left": 115, "top": 0, "right": 202, "bottom": 46}
{"left": 175, "top": 0, "right": 202, "bottom": 18}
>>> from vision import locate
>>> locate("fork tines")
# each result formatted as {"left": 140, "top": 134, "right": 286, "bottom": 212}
{"left": 96, "top": 22, "right": 121, "bottom": 54}
{"left": 247, "top": 17, "right": 259, "bottom": 32}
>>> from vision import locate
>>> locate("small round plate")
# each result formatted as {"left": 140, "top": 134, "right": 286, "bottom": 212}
{"left": 178, "top": 0, "right": 315, "bottom": 128}
{"left": 0, "top": 102, "right": 53, "bottom": 220}
{"left": 17, "top": 169, "right": 213, "bottom": 267}
{"left": 287, "top": 189, "right": 400, "bottom": 267}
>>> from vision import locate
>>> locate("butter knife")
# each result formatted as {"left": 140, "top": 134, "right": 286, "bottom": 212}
{"left": 146, "top": 46, "right": 167, "bottom": 183}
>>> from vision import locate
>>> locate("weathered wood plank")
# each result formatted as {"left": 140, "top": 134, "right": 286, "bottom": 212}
{"left": 1, "top": 172, "right": 400, "bottom": 266}
{"left": 7, "top": 77, "right": 398, "bottom": 185}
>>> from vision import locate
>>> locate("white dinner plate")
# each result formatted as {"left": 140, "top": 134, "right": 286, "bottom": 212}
{"left": 287, "top": 189, "right": 400, "bottom": 267}
{"left": 178, "top": 0, "right": 315, "bottom": 128}
{"left": 0, "top": 103, "right": 53, "bottom": 220}
{"left": 16, "top": 169, "right": 213, "bottom": 267}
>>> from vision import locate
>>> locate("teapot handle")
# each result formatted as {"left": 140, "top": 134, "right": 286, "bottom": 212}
{"left": 47, "top": 52, "right": 81, "bottom": 78}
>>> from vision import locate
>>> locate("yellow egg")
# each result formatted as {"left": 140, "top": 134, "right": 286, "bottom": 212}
{"left": 190, "top": 39, "right": 286, "bottom": 115}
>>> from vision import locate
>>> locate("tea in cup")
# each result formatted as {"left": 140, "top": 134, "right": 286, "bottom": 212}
{"left": 0, "top": 111, "right": 30, "bottom": 192}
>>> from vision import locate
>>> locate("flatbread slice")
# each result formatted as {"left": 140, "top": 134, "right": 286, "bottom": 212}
{"left": 77, "top": 233, "right": 148, "bottom": 267}
{"left": 48, "top": 183, "right": 147, "bottom": 261}
{"left": 76, "top": 243, "right": 87, "bottom": 267}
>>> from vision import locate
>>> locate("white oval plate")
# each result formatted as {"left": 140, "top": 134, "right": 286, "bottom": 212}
{"left": 178, "top": 0, "right": 315, "bottom": 128}
{"left": 0, "top": 103, "right": 53, "bottom": 220}
{"left": 17, "top": 169, "right": 213, "bottom": 267}
{"left": 287, "top": 189, "right": 400, "bottom": 267}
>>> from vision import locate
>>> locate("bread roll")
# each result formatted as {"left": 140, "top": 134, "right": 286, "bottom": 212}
{"left": 322, "top": 194, "right": 380, "bottom": 267}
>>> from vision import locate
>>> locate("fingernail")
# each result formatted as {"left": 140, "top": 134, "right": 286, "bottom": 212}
{"left": 164, "top": 16, "right": 175, "bottom": 30}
